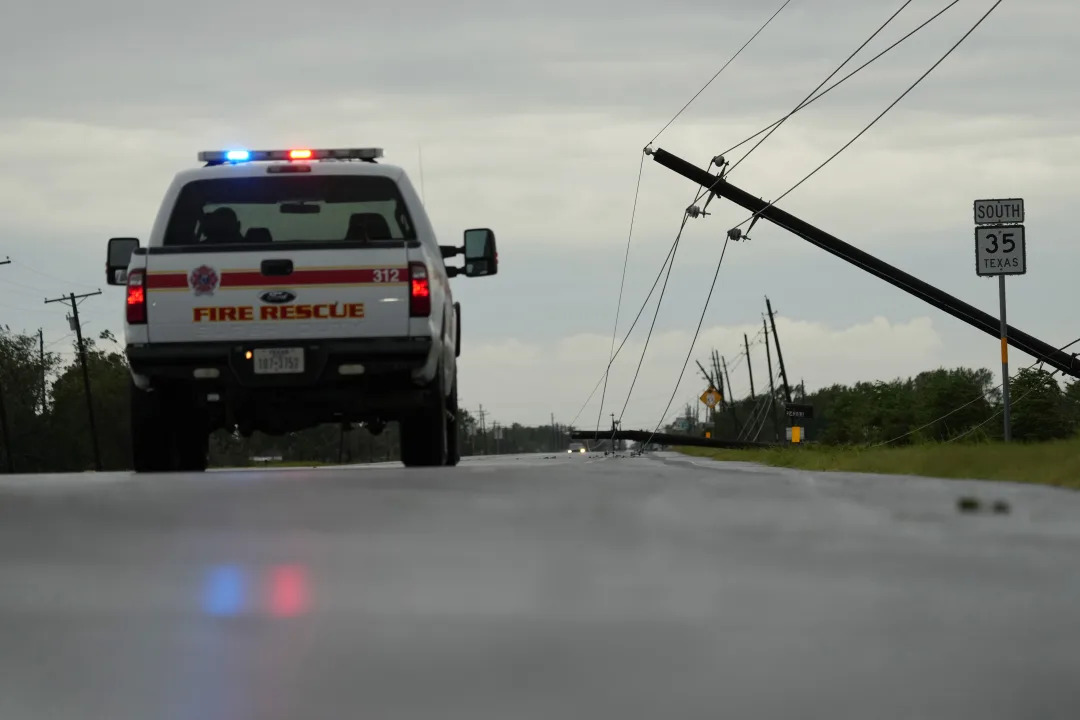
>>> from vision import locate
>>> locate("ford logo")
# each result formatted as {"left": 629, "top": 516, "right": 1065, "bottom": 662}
{"left": 260, "top": 290, "right": 296, "bottom": 304}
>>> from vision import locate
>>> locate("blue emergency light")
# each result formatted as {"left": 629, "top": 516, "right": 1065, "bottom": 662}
{"left": 199, "top": 148, "right": 384, "bottom": 165}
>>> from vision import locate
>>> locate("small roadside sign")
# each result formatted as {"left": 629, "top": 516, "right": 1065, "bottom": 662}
{"left": 699, "top": 387, "right": 722, "bottom": 409}
{"left": 975, "top": 225, "right": 1026, "bottom": 277}
{"left": 785, "top": 402, "right": 814, "bottom": 419}
{"left": 974, "top": 198, "right": 1024, "bottom": 225}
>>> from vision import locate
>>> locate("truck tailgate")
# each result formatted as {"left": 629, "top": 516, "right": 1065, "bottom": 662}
{"left": 144, "top": 248, "right": 410, "bottom": 344}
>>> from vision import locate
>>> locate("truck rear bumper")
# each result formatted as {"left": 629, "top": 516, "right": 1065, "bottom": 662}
{"left": 126, "top": 337, "right": 433, "bottom": 388}
{"left": 127, "top": 337, "right": 436, "bottom": 432}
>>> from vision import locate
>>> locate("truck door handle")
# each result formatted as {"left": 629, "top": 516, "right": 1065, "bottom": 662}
{"left": 261, "top": 259, "right": 293, "bottom": 276}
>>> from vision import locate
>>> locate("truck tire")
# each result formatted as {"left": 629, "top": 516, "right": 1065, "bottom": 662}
{"left": 130, "top": 380, "right": 208, "bottom": 473}
{"left": 130, "top": 380, "right": 170, "bottom": 473}
{"left": 399, "top": 367, "right": 448, "bottom": 467}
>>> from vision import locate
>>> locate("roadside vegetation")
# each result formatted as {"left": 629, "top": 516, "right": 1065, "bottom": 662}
{"left": 670, "top": 364, "right": 1080, "bottom": 489}
{"left": 676, "top": 438, "right": 1080, "bottom": 490}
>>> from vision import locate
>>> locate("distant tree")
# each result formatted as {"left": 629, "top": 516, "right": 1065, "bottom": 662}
{"left": 48, "top": 338, "right": 131, "bottom": 471}
{"left": 912, "top": 367, "right": 995, "bottom": 441}
{"left": 0, "top": 326, "right": 62, "bottom": 472}
{"left": 1066, "top": 380, "right": 1080, "bottom": 432}
{"left": 1010, "top": 368, "right": 1072, "bottom": 442}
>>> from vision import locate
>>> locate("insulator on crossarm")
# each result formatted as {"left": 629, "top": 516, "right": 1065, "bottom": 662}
{"left": 687, "top": 205, "right": 710, "bottom": 219}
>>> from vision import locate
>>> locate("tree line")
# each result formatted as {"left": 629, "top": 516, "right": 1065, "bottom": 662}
{"left": 683, "top": 365, "right": 1080, "bottom": 445}
{"left": 4, "top": 322, "right": 1077, "bottom": 473}
{"left": 0, "top": 326, "right": 576, "bottom": 472}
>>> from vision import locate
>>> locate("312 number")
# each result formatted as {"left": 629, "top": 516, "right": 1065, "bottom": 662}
{"left": 373, "top": 269, "right": 402, "bottom": 283}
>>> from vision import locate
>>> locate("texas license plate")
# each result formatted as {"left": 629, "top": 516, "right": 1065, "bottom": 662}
{"left": 252, "top": 348, "right": 305, "bottom": 374}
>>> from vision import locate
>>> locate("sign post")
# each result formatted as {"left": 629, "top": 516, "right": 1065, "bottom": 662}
{"left": 974, "top": 198, "right": 1026, "bottom": 442}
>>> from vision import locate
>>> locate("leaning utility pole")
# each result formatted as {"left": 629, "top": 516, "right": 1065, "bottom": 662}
{"left": 646, "top": 147, "right": 1080, "bottom": 379}
{"left": 45, "top": 290, "right": 103, "bottom": 471}
{"left": 765, "top": 297, "right": 792, "bottom": 403}
{"left": 743, "top": 333, "right": 756, "bottom": 401}
{"left": 763, "top": 317, "right": 781, "bottom": 442}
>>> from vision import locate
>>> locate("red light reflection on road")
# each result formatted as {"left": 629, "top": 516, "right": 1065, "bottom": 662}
{"left": 269, "top": 565, "right": 310, "bottom": 617}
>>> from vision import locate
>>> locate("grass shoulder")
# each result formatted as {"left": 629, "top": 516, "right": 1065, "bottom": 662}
{"left": 675, "top": 438, "right": 1080, "bottom": 491}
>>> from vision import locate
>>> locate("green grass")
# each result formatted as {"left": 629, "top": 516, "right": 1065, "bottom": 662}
{"left": 676, "top": 437, "right": 1080, "bottom": 490}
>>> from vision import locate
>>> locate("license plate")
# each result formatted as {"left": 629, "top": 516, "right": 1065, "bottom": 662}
{"left": 252, "top": 348, "right": 305, "bottom": 375}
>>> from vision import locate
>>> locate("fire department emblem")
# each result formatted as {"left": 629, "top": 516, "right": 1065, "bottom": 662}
{"left": 189, "top": 265, "right": 219, "bottom": 296}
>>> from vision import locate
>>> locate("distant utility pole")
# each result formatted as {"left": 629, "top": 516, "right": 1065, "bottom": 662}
{"left": 721, "top": 355, "right": 741, "bottom": 434}
{"left": 744, "top": 333, "right": 756, "bottom": 401}
{"left": 551, "top": 412, "right": 557, "bottom": 451}
{"left": 763, "top": 317, "right": 781, "bottom": 442}
{"left": 477, "top": 405, "right": 487, "bottom": 455}
{"left": 0, "top": 378, "right": 11, "bottom": 474}
{"left": 45, "top": 290, "right": 103, "bottom": 471}
{"left": 765, "top": 296, "right": 792, "bottom": 403}
{"left": 0, "top": 258, "right": 14, "bottom": 473}
{"left": 38, "top": 329, "right": 46, "bottom": 414}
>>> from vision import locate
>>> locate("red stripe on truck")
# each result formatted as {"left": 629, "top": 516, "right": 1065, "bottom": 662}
{"left": 146, "top": 267, "right": 408, "bottom": 290}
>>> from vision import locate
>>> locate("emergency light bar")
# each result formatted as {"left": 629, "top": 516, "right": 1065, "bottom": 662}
{"left": 198, "top": 148, "right": 384, "bottom": 164}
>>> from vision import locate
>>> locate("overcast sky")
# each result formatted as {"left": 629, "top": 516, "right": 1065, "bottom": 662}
{"left": 2, "top": 0, "right": 1077, "bottom": 430}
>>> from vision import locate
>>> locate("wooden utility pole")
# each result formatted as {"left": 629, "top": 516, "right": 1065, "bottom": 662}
{"left": 765, "top": 296, "right": 792, "bottom": 403}
{"left": 721, "top": 355, "right": 741, "bottom": 435}
{"left": 0, "top": 258, "right": 13, "bottom": 472}
{"left": 39, "top": 329, "right": 46, "bottom": 414}
{"left": 45, "top": 290, "right": 103, "bottom": 471}
{"left": 763, "top": 317, "right": 781, "bottom": 442}
{"left": 744, "top": 333, "right": 756, "bottom": 400}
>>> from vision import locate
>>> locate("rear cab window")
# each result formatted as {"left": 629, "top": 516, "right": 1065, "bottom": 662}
{"left": 163, "top": 175, "right": 417, "bottom": 247}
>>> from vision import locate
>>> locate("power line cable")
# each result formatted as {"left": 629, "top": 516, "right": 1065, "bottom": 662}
{"left": 719, "top": 0, "right": 960, "bottom": 161}
{"left": 945, "top": 353, "right": 1075, "bottom": 444}
{"left": 729, "top": 0, "right": 1005, "bottom": 234}
{"left": 569, "top": 230, "right": 686, "bottom": 430}
{"left": 12, "top": 262, "right": 100, "bottom": 291}
{"left": 618, "top": 213, "right": 691, "bottom": 423}
{"left": 872, "top": 334, "right": 1080, "bottom": 447}
{"left": 725, "top": 0, "right": 915, "bottom": 177}
{"left": 645, "top": 234, "right": 733, "bottom": 447}
{"left": 596, "top": 152, "right": 647, "bottom": 435}
{"left": 648, "top": 0, "right": 796, "bottom": 146}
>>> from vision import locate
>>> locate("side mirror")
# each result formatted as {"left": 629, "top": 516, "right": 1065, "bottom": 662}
{"left": 462, "top": 228, "right": 498, "bottom": 278}
{"left": 106, "top": 237, "right": 140, "bottom": 285}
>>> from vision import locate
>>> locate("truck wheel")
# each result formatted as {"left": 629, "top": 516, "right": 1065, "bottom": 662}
{"left": 131, "top": 381, "right": 208, "bottom": 473}
{"left": 173, "top": 422, "right": 209, "bottom": 473}
{"left": 446, "top": 374, "right": 460, "bottom": 467}
{"left": 130, "top": 381, "right": 170, "bottom": 473}
{"left": 399, "top": 367, "right": 448, "bottom": 467}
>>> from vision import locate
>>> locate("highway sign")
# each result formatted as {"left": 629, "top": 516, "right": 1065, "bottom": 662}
{"left": 975, "top": 225, "right": 1026, "bottom": 277}
{"left": 974, "top": 198, "right": 1024, "bottom": 226}
{"left": 976, "top": 198, "right": 1023, "bottom": 226}
{"left": 785, "top": 403, "right": 814, "bottom": 419}
{"left": 699, "top": 387, "right": 722, "bottom": 409}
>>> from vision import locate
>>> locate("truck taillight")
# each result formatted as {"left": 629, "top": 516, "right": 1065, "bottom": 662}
{"left": 409, "top": 262, "right": 431, "bottom": 317}
{"left": 127, "top": 269, "right": 147, "bottom": 324}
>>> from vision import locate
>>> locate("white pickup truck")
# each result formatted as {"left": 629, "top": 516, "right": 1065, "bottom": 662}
{"left": 105, "top": 147, "right": 498, "bottom": 472}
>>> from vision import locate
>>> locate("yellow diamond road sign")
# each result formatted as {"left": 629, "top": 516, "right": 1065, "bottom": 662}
{"left": 699, "top": 387, "right": 722, "bottom": 409}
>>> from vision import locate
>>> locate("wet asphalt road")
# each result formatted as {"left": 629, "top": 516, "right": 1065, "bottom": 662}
{"left": 1, "top": 451, "right": 1079, "bottom": 719}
